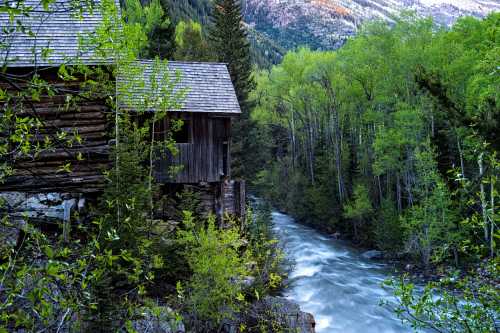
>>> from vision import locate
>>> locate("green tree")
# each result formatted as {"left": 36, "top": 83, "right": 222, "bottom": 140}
{"left": 174, "top": 20, "right": 212, "bottom": 61}
{"left": 208, "top": 0, "right": 255, "bottom": 178}
{"left": 385, "top": 261, "right": 500, "bottom": 333}
{"left": 403, "top": 146, "right": 459, "bottom": 270}
{"left": 176, "top": 212, "right": 249, "bottom": 331}
{"left": 124, "top": 0, "right": 176, "bottom": 59}
{"left": 343, "top": 184, "right": 373, "bottom": 241}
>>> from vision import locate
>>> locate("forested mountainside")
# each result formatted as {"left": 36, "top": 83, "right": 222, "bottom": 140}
{"left": 151, "top": 0, "right": 283, "bottom": 66}
{"left": 160, "top": 0, "right": 500, "bottom": 66}
{"left": 243, "top": 0, "right": 500, "bottom": 55}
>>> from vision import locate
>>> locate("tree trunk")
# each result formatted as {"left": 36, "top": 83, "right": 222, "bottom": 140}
{"left": 396, "top": 173, "right": 402, "bottom": 213}
{"left": 478, "top": 153, "right": 489, "bottom": 245}
{"left": 377, "top": 175, "right": 383, "bottom": 204}
{"left": 290, "top": 109, "right": 297, "bottom": 169}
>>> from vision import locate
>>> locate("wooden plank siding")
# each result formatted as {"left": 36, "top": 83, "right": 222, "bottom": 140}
{"left": 154, "top": 113, "right": 231, "bottom": 184}
{"left": 0, "top": 68, "right": 111, "bottom": 193}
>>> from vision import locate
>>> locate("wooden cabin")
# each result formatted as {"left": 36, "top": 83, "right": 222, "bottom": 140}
{"left": 0, "top": 0, "right": 115, "bottom": 225}
{"left": 119, "top": 60, "right": 246, "bottom": 219}
{"left": 0, "top": 1, "right": 245, "bottom": 222}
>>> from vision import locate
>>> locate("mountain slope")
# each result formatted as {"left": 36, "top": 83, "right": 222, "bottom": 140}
{"left": 158, "top": 0, "right": 499, "bottom": 66}
{"left": 243, "top": 0, "right": 500, "bottom": 60}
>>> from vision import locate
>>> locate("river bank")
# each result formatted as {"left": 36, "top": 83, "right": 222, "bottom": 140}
{"left": 272, "top": 204, "right": 491, "bottom": 287}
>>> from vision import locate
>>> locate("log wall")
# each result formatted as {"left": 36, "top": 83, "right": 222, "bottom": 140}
{"left": 0, "top": 68, "right": 111, "bottom": 193}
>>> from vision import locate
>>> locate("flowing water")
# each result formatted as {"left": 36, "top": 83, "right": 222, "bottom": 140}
{"left": 272, "top": 211, "right": 416, "bottom": 333}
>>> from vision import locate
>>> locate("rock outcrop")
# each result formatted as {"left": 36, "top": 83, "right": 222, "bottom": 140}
{"left": 223, "top": 296, "right": 315, "bottom": 333}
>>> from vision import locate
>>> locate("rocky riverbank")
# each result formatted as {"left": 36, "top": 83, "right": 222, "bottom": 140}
{"left": 127, "top": 297, "right": 315, "bottom": 333}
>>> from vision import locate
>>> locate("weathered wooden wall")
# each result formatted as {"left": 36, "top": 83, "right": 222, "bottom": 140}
{"left": 155, "top": 113, "right": 231, "bottom": 184}
{"left": 0, "top": 68, "right": 111, "bottom": 193}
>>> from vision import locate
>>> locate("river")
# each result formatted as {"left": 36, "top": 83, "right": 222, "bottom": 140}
{"left": 271, "top": 211, "right": 416, "bottom": 333}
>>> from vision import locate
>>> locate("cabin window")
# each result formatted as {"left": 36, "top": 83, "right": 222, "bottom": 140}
{"left": 173, "top": 120, "right": 191, "bottom": 143}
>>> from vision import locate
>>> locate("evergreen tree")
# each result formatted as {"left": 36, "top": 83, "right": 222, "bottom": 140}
{"left": 174, "top": 20, "right": 212, "bottom": 61}
{"left": 208, "top": 0, "right": 255, "bottom": 178}
{"left": 147, "top": 12, "right": 176, "bottom": 59}
{"left": 125, "top": 0, "right": 176, "bottom": 59}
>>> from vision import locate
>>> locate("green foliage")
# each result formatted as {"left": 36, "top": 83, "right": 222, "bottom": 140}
{"left": 385, "top": 260, "right": 500, "bottom": 333}
{"left": 402, "top": 147, "right": 459, "bottom": 269}
{"left": 124, "top": 0, "right": 176, "bottom": 59}
{"left": 252, "top": 12, "right": 500, "bottom": 263}
{"left": 174, "top": 20, "right": 212, "bottom": 61}
{"left": 209, "top": 0, "right": 256, "bottom": 178}
{"left": 246, "top": 202, "right": 286, "bottom": 296}
{"left": 177, "top": 212, "right": 249, "bottom": 329}
{"left": 343, "top": 184, "right": 373, "bottom": 241}
{"left": 374, "top": 199, "right": 404, "bottom": 253}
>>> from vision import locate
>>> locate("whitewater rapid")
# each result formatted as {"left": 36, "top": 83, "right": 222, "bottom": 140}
{"left": 272, "top": 211, "right": 416, "bottom": 333}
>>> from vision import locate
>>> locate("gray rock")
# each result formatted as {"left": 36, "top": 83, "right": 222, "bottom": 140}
{"left": 224, "top": 296, "right": 315, "bottom": 333}
{"left": 0, "top": 192, "right": 26, "bottom": 209}
{"left": 361, "top": 250, "right": 384, "bottom": 260}
{"left": 0, "top": 192, "right": 78, "bottom": 221}
{"left": 0, "top": 219, "right": 25, "bottom": 251}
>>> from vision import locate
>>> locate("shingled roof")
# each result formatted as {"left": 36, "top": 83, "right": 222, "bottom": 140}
{"left": 118, "top": 61, "right": 241, "bottom": 115}
{"left": 0, "top": 0, "right": 116, "bottom": 67}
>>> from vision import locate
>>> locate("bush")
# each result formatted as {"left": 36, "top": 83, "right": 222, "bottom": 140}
{"left": 374, "top": 199, "right": 405, "bottom": 253}
{"left": 246, "top": 202, "right": 286, "bottom": 297}
{"left": 177, "top": 212, "right": 249, "bottom": 331}
{"left": 385, "top": 259, "right": 500, "bottom": 333}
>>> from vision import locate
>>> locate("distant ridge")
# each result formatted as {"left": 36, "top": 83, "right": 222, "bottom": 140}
{"left": 243, "top": 0, "right": 500, "bottom": 64}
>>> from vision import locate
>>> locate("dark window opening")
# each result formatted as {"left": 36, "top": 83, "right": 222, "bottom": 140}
{"left": 173, "top": 120, "right": 191, "bottom": 143}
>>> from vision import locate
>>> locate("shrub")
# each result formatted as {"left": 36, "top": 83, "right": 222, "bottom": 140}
{"left": 177, "top": 212, "right": 249, "bottom": 330}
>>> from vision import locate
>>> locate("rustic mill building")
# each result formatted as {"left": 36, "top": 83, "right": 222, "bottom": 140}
{"left": 0, "top": 1, "right": 245, "bottom": 227}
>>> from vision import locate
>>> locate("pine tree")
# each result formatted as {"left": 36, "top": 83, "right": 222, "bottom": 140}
{"left": 125, "top": 0, "right": 176, "bottom": 59}
{"left": 174, "top": 20, "right": 212, "bottom": 61}
{"left": 146, "top": 14, "right": 176, "bottom": 60}
{"left": 208, "top": 0, "right": 255, "bottom": 178}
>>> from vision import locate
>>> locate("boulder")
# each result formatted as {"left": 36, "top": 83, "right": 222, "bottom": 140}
{"left": 241, "top": 276, "right": 256, "bottom": 288}
{"left": 361, "top": 250, "right": 384, "bottom": 260}
{"left": 224, "top": 296, "right": 315, "bottom": 333}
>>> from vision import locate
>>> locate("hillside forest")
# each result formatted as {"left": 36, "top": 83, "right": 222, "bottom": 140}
{"left": 0, "top": 0, "right": 499, "bottom": 332}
